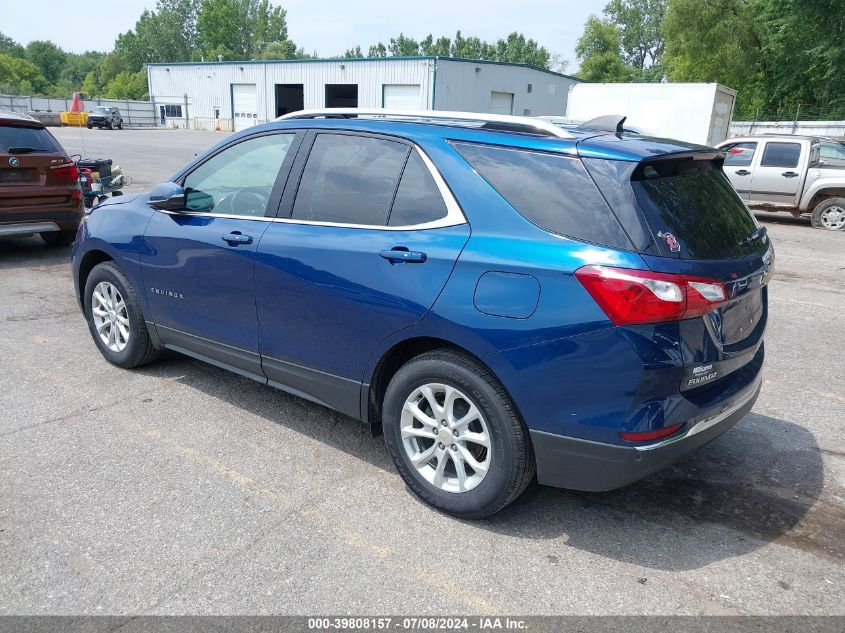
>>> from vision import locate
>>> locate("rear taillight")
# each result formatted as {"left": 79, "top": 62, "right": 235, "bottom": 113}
{"left": 575, "top": 265, "right": 727, "bottom": 326}
{"left": 619, "top": 422, "right": 684, "bottom": 442}
{"left": 51, "top": 162, "right": 79, "bottom": 182}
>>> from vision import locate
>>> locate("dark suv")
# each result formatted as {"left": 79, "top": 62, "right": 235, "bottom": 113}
{"left": 87, "top": 106, "right": 123, "bottom": 130}
{"left": 72, "top": 109, "right": 771, "bottom": 518}
{"left": 1, "top": 112, "right": 83, "bottom": 245}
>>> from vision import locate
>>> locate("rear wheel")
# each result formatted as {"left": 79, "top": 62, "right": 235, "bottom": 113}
{"left": 107, "top": 121, "right": 113, "bottom": 130}
{"left": 117, "top": 121, "right": 123, "bottom": 129}
{"left": 84, "top": 261, "right": 161, "bottom": 368}
{"left": 811, "top": 198, "right": 845, "bottom": 230}
{"left": 382, "top": 349, "right": 534, "bottom": 519}
{"left": 40, "top": 229, "right": 77, "bottom": 246}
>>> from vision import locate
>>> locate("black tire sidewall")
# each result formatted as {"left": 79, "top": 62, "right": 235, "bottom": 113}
{"left": 83, "top": 262, "right": 147, "bottom": 367}
{"left": 812, "top": 198, "right": 845, "bottom": 230}
{"left": 383, "top": 355, "right": 522, "bottom": 518}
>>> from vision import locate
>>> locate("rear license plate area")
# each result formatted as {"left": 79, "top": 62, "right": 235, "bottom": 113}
{"left": 0, "top": 168, "right": 36, "bottom": 184}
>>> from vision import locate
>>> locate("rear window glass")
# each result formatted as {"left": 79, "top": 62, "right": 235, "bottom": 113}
{"left": 0, "top": 125, "right": 61, "bottom": 153}
{"left": 723, "top": 142, "right": 757, "bottom": 167}
{"left": 760, "top": 142, "right": 800, "bottom": 168}
{"left": 632, "top": 159, "right": 767, "bottom": 259}
{"left": 452, "top": 142, "right": 631, "bottom": 250}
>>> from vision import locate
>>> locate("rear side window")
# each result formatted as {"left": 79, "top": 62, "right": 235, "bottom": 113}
{"left": 388, "top": 151, "right": 448, "bottom": 226}
{"left": 723, "top": 142, "right": 757, "bottom": 166}
{"left": 292, "top": 134, "right": 409, "bottom": 225}
{"left": 1, "top": 125, "right": 61, "bottom": 153}
{"left": 631, "top": 159, "right": 767, "bottom": 259}
{"left": 760, "top": 142, "right": 801, "bottom": 168}
{"left": 452, "top": 142, "right": 631, "bottom": 250}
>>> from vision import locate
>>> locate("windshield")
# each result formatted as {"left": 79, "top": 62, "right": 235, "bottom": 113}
{"left": 630, "top": 158, "right": 768, "bottom": 260}
{"left": 93, "top": 107, "right": 110, "bottom": 114}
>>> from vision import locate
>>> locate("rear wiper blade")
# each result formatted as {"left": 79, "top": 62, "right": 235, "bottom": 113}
{"left": 739, "top": 226, "right": 767, "bottom": 246}
{"left": 7, "top": 147, "right": 46, "bottom": 153}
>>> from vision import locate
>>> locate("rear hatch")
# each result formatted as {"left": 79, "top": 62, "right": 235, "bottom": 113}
{"left": 580, "top": 138, "right": 772, "bottom": 394}
{"left": 0, "top": 120, "right": 79, "bottom": 214}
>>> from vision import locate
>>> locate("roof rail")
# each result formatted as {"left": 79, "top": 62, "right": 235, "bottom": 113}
{"left": 276, "top": 108, "right": 575, "bottom": 139}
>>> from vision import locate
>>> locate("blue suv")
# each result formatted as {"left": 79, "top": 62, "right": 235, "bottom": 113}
{"left": 72, "top": 109, "right": 771, "bottom": 518}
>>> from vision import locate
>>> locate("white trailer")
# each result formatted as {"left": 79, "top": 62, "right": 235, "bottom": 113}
{"left": 566, "top": 82, "right": 736, "bottom": 146}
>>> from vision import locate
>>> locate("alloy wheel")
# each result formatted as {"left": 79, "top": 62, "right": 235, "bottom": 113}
{"left": 401, "top": 383, "right": 492, "bottom": 493}
{"left": 820, "top": 205, "right": 845, "bottom": 230}
{"left": 91, "top": 281, "right": 130, "bottom": 352}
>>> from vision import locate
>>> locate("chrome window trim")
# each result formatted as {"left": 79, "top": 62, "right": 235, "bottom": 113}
{"left": 156, "top": 145, "right": 467, "bottom": 231}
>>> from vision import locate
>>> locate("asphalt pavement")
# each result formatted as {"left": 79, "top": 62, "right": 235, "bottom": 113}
{"left": 0, "top": 128, "right": 842, "bottom": 615}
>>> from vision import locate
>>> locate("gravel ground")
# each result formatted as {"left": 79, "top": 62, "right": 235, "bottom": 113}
{"left": 0, "top": 128, "right": 843, "bottom": 615}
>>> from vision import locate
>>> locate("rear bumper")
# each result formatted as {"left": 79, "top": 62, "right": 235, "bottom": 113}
{"left": 531, "top": 371, "right": 762, "bottom": 491}
{"left": 0, "top": 221, "right": 61, "bottom": 236}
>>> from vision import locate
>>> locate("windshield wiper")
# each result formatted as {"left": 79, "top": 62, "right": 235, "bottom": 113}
{"left": 739, "top": 226, "right": 767, "bottom": 247}
{"left": 7, "top": 147, "right": 47, "bottom": 153}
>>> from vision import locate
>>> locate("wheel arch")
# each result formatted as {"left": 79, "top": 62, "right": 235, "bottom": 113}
{"left": 77, "top": 249, "right": 114, "bottom": 299}
{"left": 364, "top": 335, "right": 522, "bottom": 437}
{"left": 801, "top": 183, "right": 845, "bottom": 211}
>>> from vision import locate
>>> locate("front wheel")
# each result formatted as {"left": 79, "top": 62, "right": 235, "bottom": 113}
{"left": 117, "top": 121, "right": 123, "bottom": 129}
{"left": 382, "top": 349, "right": 535, "bottom": 519}
{"left": 811, "top": 198, "right": 845, "bottom": 230}
{"left": 84, "top": 261, "right": 161, "bottom": 368}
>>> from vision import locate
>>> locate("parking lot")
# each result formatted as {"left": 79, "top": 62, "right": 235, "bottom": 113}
{"left": 1, "top": 127, "right": 843, "bottom": 615}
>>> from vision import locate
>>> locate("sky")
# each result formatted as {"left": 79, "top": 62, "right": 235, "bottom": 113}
{"left": 3, "top": 0, "right": 607, "bottom": 73}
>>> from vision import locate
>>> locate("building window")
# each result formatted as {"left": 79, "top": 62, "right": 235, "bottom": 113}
{"left": 162, "top": 104, "right": 183, "bottom": 118}
{"left": 527, "top": 83, "right": 533, "bottom": 93}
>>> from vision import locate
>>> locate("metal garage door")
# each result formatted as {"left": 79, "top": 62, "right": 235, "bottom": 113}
{"left": 383, "top": 84, "right": 421, "bottom": 110}
{"left": 489, "top": 91, "right": 514, "bottom": 115}
{"left": 232, "top": 84, "right": 258, "bottom": 132}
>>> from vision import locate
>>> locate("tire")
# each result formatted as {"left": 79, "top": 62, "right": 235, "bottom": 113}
{"left": 811, "top": 197, "right": 845, "bottom": 230}
{"left": 84, "top": 261, "right": 161, "bottom": 368}
{"left": 40, "top": 229, "right": 77, "bottom": 246}
{"left": 382, "top": 349, "right": 535, "bottom": 519}
{"left": 86, "top": 123, "right": 92, "bottom": 129}
{"left": 117, "top": 121, "right": 123, "bottom": 129}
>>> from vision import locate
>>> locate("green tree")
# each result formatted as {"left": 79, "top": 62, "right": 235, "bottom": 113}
{"left": 81, "top": 71, "right": 99, "bottom": 98}
{"left": 103, "top": 70, "right": 148, "bottom": 100}
{"left": 343, "top": 45, "right": 364, "bottom": 58}
{"left": 367, "top": 43, "right": 387, "bottom": 57}
{"left": 25, "top": 40, "right": 67, "bottom": 84}
{"left": 419, "top": 35, "right": 452, "bottom": 56}
{"left": 388, "top": 34, "right": 420, "bottom": 57}
{"left": 0, "top": 53, "right": 47, "bottom": 93}
{"left": 0, "top": 32, "right": 25, "bottom": 58}
{"left": 575, "top": 16, "right": 633, "bottom": 81}
{"left": 662, "top": 0, "right": 765, "bottom": 117}
{"left": 759, "top": 0, "right": 845, "bottom": 119}
{"left": 603, "top": 0, "right": 666, "bottom": 77}
{"left": 198, "top": 0, "right": 288, "bottom": 59}
{"left": 258, "top": 39, "right": 300, "bottom": 59}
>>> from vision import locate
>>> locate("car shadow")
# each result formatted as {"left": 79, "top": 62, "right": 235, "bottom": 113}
{"left": 0, "top": 236, "right": 72, "bottom": 270}
{"left": 137, "top": 354, "right": 838, "bottom": 572}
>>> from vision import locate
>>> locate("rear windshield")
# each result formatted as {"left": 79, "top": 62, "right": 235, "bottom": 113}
{"left": 630, "top": 158, "right": 767, "bottom": 259}
{"left": 0, "top": 125, "right": 61, "bottom": 153}
{"left": 452, "top": 142, "right": 632, "bottom": 250}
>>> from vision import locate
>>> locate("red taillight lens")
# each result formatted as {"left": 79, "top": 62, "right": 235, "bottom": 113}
{"left": 575, "top": 265, "right": 727, "bottom": 326}
{"left": 619, "top": 422, "right": 684, "bottom": 442}
{"left": 51, "top": 162, "right": 79, "bottom": 181}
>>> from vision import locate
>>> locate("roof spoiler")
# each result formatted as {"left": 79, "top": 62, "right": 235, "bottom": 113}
{"left": 578, "top": 115, "right": 627, "bottom": 134}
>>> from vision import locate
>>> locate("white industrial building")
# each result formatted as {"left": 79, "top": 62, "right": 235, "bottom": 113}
{"left": 146, "top": 56, "right": 578, "bottom": 132}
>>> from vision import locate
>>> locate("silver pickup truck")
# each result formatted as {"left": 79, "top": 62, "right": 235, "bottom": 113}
{"left": 716, "top": 134, "right": 845, "bottom": 230}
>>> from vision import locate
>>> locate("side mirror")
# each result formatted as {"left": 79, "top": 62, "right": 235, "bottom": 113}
{"left": 149, "top": 182, "right": 186, "bottom": 210}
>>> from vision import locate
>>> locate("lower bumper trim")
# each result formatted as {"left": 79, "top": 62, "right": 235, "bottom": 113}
{"left": 0, "top": 221, "right": 59, "bottom": 236}
{"left": 530, "top": 378, "right": 761, "bottom": 492}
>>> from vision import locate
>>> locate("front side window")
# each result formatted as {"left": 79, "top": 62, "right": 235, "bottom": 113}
{"left": 723, "top": 141, "right": 758, "bottom": 166}
{"left": 292, "top": 134, "right": 409, "bottom": 225}
{"left": 183, "top": 133, "right": 295, "bottom": 216}
{"left": 760, "top": 142, "right": 801, "bottom": 168}
{"left": 819, "top": 142, "right": 845, "bottom": 161}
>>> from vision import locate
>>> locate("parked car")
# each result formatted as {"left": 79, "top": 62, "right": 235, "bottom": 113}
{"left": 717, "top": 134, "right": 845, "bottom": 230}
{"left": 87, "top": 106, "right": 123, "bottom": 130}
{"left": 1, "top": 111, "right": 83, "bottom": 245}
{"left": 72, "top": 109, "right": 771, "bottom": 518}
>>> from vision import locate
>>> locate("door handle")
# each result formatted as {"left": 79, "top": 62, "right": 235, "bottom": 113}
{"left": 734, "top": 169, "right": 751, "bottom": 176}
{"left": 380, "top": 248, "right": 427, "bottom": 264}
{"left": 221, "top": 232, "right": 253, "bottom": 245}
{"left": 782, "top": 171, "right": 799, "bottom": 178}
